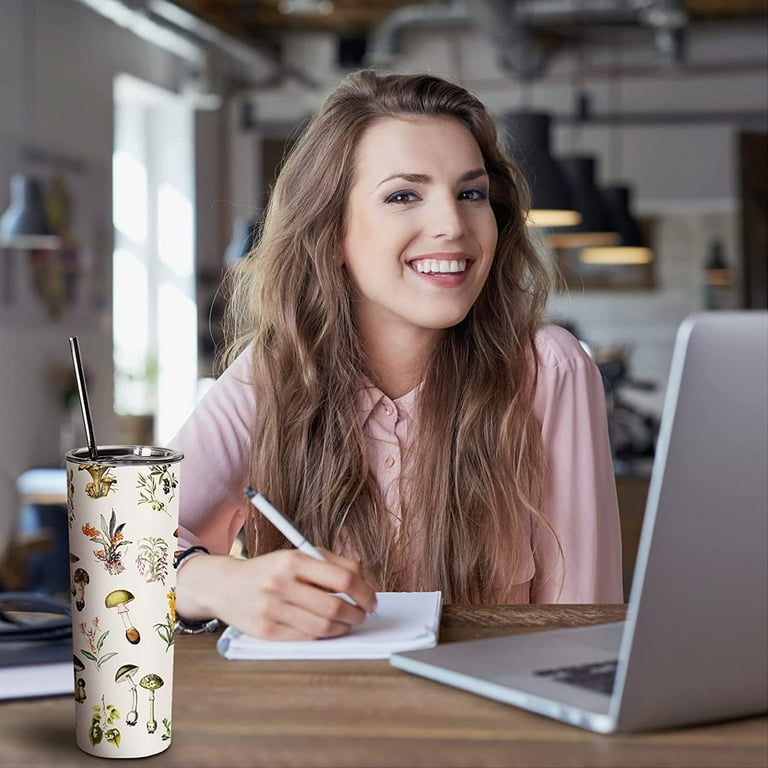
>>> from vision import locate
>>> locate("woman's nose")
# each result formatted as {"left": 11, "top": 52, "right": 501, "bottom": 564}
{"left": 427, "top": 197, "right": 464, "bottom": 240}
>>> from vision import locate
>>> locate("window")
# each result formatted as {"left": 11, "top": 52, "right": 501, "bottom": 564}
{"left": 113, "top": 74, "right": 197, "bottom": 444}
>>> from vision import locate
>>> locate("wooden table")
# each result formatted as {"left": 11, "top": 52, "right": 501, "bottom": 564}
{"left": 1, "top": 605, "right": 766, "bottom": 767}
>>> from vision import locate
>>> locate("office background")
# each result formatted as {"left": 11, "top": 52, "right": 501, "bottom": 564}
{"left": 0, "top": 0, "right": 766, "bottom": 592}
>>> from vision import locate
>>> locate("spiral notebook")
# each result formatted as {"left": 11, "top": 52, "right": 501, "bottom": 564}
{"left": 217, "top": 591, "right": 442, "bottom": 660}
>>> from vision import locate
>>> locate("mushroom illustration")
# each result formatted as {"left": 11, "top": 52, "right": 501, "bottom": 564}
{"left": 78, "top": 463, "right": 118, "bottom": 498}
{"left": 139, "top": 673, "right": 164, "bottom": 734}
{"left": 73, "top": 656, "right": 86, "bottom": 702}
{"left": 105, "top": 589, "right": 141, "bottom": 644}
{"left": 115, "top": 664, "right": 140, "bottom": 726}
{"left": 71, "top": 568, "right": 90, "bottom": 611}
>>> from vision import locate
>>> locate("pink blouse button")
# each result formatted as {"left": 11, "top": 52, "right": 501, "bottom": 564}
{"left": 384, "top": 455, "right": 395, "bottom": 468}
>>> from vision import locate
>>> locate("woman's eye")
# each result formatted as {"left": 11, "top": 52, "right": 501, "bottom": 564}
{"left": 384, "top": 190, "right": 419, "bottom": 204}
{"left": 459, "top": 187, "right": 488, "bottom": 202}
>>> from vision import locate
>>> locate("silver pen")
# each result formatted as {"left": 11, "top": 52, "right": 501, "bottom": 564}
{"left": 244, "top": 487, "right": 359, "bottom": 607}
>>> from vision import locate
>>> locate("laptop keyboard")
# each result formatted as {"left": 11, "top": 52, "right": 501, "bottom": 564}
{"left": 534, "top": 660, "right": 618, "bottom": 695}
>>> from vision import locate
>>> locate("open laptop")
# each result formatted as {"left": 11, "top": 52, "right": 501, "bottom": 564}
{"left": 391, "top": 311, "right": 768, "bottom": 733}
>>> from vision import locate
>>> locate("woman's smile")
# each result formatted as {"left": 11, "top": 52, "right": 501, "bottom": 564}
{"left": 407, "top": 252, "right": 473, "bottom": 287}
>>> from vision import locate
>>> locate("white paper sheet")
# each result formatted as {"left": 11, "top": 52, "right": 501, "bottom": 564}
{"left": 217, "top": 591, "right": 443, "bottom": 660}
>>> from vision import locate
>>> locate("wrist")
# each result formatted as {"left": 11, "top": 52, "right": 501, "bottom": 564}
{"left": 175, "top": 548, "right": 245, "bottom": 625}
{"left": 175, "top": 547, "right": 221, "bottom": 622}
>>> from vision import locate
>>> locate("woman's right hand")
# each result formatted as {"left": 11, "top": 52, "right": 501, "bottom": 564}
{"left": 176, "top": 548, "right": 378, "bottom": 640}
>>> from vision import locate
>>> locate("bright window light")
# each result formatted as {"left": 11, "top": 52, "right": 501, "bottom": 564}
{"left": 113, "top": 74, "right": 197, "bottom": 441}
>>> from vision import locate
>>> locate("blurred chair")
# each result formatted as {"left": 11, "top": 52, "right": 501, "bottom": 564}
{"left": 1, "top": 469, "right": 67, "bottom": 595}
{"left": 0, "top": 470, "right": 55, "bottom": 592}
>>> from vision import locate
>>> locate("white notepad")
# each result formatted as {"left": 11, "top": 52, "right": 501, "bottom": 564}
{"left": 217, "top": 591, "right": 442, "bottom": 660}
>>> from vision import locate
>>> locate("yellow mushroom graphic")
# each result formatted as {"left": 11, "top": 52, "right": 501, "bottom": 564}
{"left": 105, "top": 589, "right": 140, "bottom": 644}
{"left": 78, "top": 464, "right": 118, "bottom": 498}
{"left": 139, "top": 674, "right": 164, "bottom": 734}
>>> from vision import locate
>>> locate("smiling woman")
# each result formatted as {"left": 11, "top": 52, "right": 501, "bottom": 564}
{"left": 168, "top": 70, "right": 623, "bottom": 643}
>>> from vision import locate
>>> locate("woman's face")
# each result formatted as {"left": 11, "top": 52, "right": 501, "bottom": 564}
{"left": 340, "top": 116, "right": 498, "bottom": 346}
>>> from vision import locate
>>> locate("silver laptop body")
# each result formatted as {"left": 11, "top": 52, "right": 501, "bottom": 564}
{"left": 391, "top": 311, "right": 768, "bottom": 733}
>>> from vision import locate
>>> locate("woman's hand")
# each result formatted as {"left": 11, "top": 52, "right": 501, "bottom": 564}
{"left": 176, "top": 548, "right": 378, "bottom": 640}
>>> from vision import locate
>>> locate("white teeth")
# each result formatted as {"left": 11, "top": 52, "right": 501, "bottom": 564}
{"left": 412, "top": 259, "right": 467, "bottom": 274}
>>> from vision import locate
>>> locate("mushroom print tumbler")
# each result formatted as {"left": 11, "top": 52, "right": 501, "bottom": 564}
{"left": 65, "top": 446, "right": 182, "bottom": 758}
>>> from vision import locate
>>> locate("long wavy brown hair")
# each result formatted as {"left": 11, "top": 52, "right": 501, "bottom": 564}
{"left": 222, "top": 69, "right": 556, "bottom": 603}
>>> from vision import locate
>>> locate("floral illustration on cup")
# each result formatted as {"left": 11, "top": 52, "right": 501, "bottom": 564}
{"left": 82, "top": 509, "right": 132, "bottom": 575}
{"left": 73, "top": 655, "right": 87, "bottom": 703}
{"left": 139, "top": 674, "right": 164, "bottom": 734}
{"left": 154, "top": 587, "right": 176, "bottom": 651}
{"left": 105, "top": 588, "right": 141, "bottom": 644}
{"left": 79, "top": 617, "right": 118, "bottom": 669}
{"left": 78, "top": 463, "right": 118, "bottom": 499}
{"left": 137, "top": 464, "right": 177, "bottom": 514}
{"left": 161, "top": 718, "right": 171, "bottom": 742}
{"left": 89, "top": 695, "right": 122, "bottom": 748}
{"left": 115, "top": 664, "right": 141, "bottom": 726}
{"left": 71, "top": 567, "right": 90, "bottom": 610}
{"left": 136, "top": 536, "right": 169, "bottom": 584}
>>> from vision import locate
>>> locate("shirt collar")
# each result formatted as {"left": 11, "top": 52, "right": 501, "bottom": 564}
{"left": 355, "top": 382, "right": 417, "bottom": 426}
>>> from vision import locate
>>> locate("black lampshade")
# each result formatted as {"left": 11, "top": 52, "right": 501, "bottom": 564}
{"left": 546, "top": 156, "right": 619, "bottom": 248}
{"left": 579, "top": 184, "right": 652, "bottom": 264}
{"left": 0, "top": 174, "right": 60, "bottom": 250}
{"left": 504, "top": 112, "right": 580, "bottom": 228}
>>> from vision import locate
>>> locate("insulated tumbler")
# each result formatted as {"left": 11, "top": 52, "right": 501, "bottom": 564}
{"left": 65, "top": 445, "right": 182, "bottom": 758}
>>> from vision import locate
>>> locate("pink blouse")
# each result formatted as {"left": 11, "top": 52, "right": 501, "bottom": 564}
{"left": 170, "top": 324, "right": 623, "bottom": 604}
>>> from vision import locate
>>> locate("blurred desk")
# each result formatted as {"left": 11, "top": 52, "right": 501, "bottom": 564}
{"left": 1, "top": 605, "right": 766, "bottom": 768}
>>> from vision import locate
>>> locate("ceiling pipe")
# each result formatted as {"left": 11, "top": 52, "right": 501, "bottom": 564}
{"left": 73, "top": 0, "right": 278, "bottom": 84}
{"left": 366, "top": 1, "right": 472, "bottom": 67}
{"left": 368, "top": 0, "right": 689, "bottom": 78}
{"left": 471, "top": 0, "right": 546, "bottom": 80}
{"left": 147, "top": 0, "right": 278, "bottom": 77}
{"left": 74, "top": 0, "right": 203, "bottom": 63}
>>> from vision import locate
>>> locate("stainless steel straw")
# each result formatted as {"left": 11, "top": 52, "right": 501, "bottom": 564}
{"left": 68, "top": 336, "right": 98, "bottom": 460}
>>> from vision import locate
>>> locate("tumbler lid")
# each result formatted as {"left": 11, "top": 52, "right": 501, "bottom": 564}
{"left": 65, "top": 445, "right": 183, "bottom": 465}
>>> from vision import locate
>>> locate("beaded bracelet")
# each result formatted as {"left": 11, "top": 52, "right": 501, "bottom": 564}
{"left": 173, "top": 545, "right": 210, "bottom": 571}
{"left": 173, "top": 545, "right": 221, "bottom": 634}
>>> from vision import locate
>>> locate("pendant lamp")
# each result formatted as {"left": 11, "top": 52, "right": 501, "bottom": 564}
{"left": 579, "top": 185, "right": 652, "bottom": 264}
{"left": 1, "top": 0, "right": 60, "bottom": 251}
{"left": 545, "top": 156, "right": 619, "bottom": 248}
{"left": 0, "top": 174, "right": 60, "bottom": 250}
{"left": 504, "top": 112, "right": 580, "bottom": 228}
